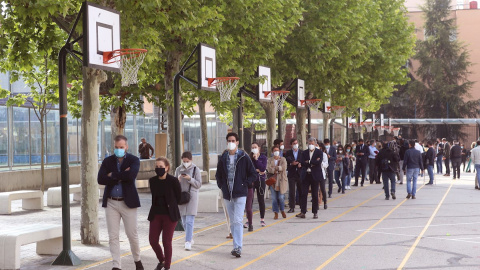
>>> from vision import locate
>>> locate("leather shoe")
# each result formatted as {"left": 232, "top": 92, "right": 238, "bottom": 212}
{"left": 113, "top": 268, "right": 121, "bottom": 270}
{"left": 385, "top": 196, "right": 389, "bottom": 200}
{"left": 274, "top": 212, "right": 278, "bottom": 219}
{"left": 135, "top": 260, "right": 144, "bottom": 270}
{"left": 313, "top": 213, "right": 318, "bottom": 219}
{"left": 406, "top": 194, "right": 411, "bottom": 199}
{"left": 352, "top": 184, "right": 358, "bottom": 186}
{"left": 391, "top": 192, "right": 396, "bottom": 200}
{"left": 153, "top": 262, "right": 163, "bottom": 270}
{"left": 324, "top": 204, "right": 328, "bottom": 210}
{"left": 226, "top": 233, "right": 233, "bottom": 239}
{"left": 328, "top": 194, "right": 331, "bottom": 198}
{"left": 281, "top": 211, "right": 287, "bottom": 218}
{"left": 412, "top": 195, "right": 416, "bottom": 199}
{"left": 296, "top": 213, "right": 306, "bottom": 218}
{"left": 338, "top": 187, "right": 341, "bottom": 193}
{"left": 288, "top": 208, "right": 295, "bottom": 213}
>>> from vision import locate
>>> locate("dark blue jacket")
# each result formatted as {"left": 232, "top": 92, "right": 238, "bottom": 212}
{"left": 355, "top": 143, "right": 370, "bottom": 164}
{"left": 425, "top": 147, "right": 436, "bottom": 166}
{"left": 216, "top": 149, "right": 257, "bottom": 200}
{"left": 98, "top": 153, "right": 141, "bottom": 208}
{"left": 402, "top": 148, "right": 424, "bottom": 171}
{"left": 327, "top": 145, "right": 337, "bottom": 171}
{"left": 285, "top": 149, "right": 302, "bottom": 178}
{"left": 299, "top": 148, "right": 324, "bottom": 182}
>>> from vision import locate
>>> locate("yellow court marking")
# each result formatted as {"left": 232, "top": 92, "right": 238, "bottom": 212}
{"left": 397, "top": 181, "right": 454, "bottom": 270}
{"left": 235, "top": 189, "right": 382, "bottom": 270}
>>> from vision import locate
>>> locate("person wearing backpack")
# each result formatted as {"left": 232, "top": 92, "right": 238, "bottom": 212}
{"left": 376, "top": 141, "right": 400, "bottom": 200}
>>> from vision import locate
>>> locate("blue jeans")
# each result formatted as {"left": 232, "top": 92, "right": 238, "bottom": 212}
{"left": 475, "top": 164, "right": 480, "bottom": 187}
{"left": 270, "top": 186, "right": 285, "bottom": 213}
{"left": 436, "top": 155, "right": 443, "bottom": 173}
{"left": 181, "top": 215, "right": 195, "bottom": 242}
{"left": 343, "top": 174, "right": 351, "bottom": 189}
{"left": 406, "top": 168, "right": 420, "bottom": 196}
{"left": 224, "top": 197, "right": 247, "bottom": 251}
{"left": 427, "top": 165, "right": 434, "bottom": 184}
{"left": 382, "top": 171, "right": 396, "bottom": 197}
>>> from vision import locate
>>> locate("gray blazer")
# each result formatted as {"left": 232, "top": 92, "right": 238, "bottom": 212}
{"left": 174, "top": 163, "right": 202, "bottom": 216}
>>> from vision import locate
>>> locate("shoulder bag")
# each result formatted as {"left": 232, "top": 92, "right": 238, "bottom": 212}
{"left": 179, "top": 167, "right": 196, "bottom": 205}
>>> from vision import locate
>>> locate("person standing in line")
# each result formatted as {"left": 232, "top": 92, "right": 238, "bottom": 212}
{"left": 461, "top": 144, "right": 468, "bottom": 171}
{"left": 443, "top": 138, "right": 451, "bottom": 176}
{"left": 368, "top": 140, "right": 379, "bottom": 184}
{"left": 138, "top": 137, "right": 154, "bottom": 159}
{"left": 148, "top": 157, "right": 181, "bottom": 270}
{"left": 97, "top": 135, "right": 144, "bottom": 270}
{"left": 425, "top": 141, "right": 436, "bottom": 185}
{"left": 403, "top": 140, "right": 424, "bottom": 199}
{"left": 245, "top": 142, "right": 267, "bottom": 230}
{"left": 353, "top": 139, "right": 370, "bottom": 187}
{"left": 273, "top": 138, "right": 285, "bottom": 157}
{"left": 397, "top": 139, "right": 408, "bottom": 185}
{"left": 376, "top": 141, "right": 400, "bottom": 200}
{"left": 436, "top": 138, "right": 444, "bottom": 175}
{"left": 318, "top": 143, "right": 330, "bottom": 208}
{"left": 343, "top": 144, "right": 355, "bottom": 190}
{"left": 267, "top": 145, "right": 288, "bottom": 219}
{"left": 216, "top": 132, "right": 256, "bottom": 258}
{"left": 285, "top": 138, "right": 302, "bottom": 213}
{"left": 174, "top": 151, "right": 202, "bottom": 251}
{"left": 334, "top": 145, "right": 345, "bottom": 193}
{"left": 296, "top": 137, "right": 324, "bottom": 219}
{"left": 450, "top": 140, "right": 462, "bottom": 180}
{"left": 470, "top": 141, "right": 480, "bottom": 188}
{"left": 324, "top": 139, "right": 338, "bottom": 198}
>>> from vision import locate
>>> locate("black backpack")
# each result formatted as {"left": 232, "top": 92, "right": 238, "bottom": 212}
{"left": 381, "top": 157, "right": 391, "bottom": 171}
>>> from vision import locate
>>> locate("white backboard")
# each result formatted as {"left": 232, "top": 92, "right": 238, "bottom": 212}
{"left": 324, "top": 101, "right": 331, "bottom": 113}
{"left": 297, "top": 79, "right": 305, "bottom": 108}
{"left": 198, "top": 43, "right": 216, "bottom": 91}
{"left": 380, "top": 113, "right": 384, "bottom": 127}
{"left": 258, "top": 66, "right": 271, "bottom": 101}
{"left": 83, "top": 2, "right": 121, "bottom": 72}
{"left": 359, "top": 108, "right": 363, "bottom": 123}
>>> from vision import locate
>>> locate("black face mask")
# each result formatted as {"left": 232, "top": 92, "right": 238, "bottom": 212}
{"left": 155, "top": 168, "right": 166, "bottom": 177}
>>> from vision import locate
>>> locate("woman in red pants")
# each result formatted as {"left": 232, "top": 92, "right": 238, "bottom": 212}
{"left": 148, "top": 157, "right": 181, "bottom": 270}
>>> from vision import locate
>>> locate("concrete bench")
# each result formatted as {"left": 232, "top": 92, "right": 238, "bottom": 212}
{"left": 0, "top": 224, "right": 62, "bottom": 270}
{"left": 0, "top": 190, "right": 44, "bottom": 215}
{"left": 48, "top": 184, "right": 107, "bottom": 206}
{"left": 209, "top": 169, "right": 217, "bottom": 180}
{"left": 198, "top": 189, "right": 220, "bottom": 213}
{"left": 201, "top": 171, "right": 209, "bottom": 184}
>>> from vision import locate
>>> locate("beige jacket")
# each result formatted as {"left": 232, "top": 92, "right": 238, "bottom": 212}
{"left": 267, "top": 156, "right": 288, "bottom": 194}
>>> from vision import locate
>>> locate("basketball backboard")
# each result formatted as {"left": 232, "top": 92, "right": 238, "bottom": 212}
{"left": 324, "top": 101, "right": 331, "bottom": 113}
{"left": 83, "top": 2, "right": 121, "bottom": 72}
{"left": 198, "top": 43, "right": 216, "bottom": 91}
{"left": 258, "top": 66, "right": 271, "bottom": 101}
{"left": 297, "top": 79, "right": 305, "bottom": 108}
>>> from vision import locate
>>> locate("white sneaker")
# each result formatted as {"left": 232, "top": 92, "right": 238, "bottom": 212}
{"left": 347, "top": 186, "right": 351, "bottom": 190}
{"left": 185, "top": 241, "right": 192, "bottom": 250}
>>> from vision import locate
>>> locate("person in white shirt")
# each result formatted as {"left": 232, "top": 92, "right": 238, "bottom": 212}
{"left": 470, "top": 141, "right": 480, "bottom": 188}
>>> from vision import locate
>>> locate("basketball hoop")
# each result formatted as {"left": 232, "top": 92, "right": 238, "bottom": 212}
{"left": 330, "top": 106, "right": 346, "bottom": 118}
{"left": 207, "top": 77, "right": 240, "bottom": 102}
{"left": 265, "top": 90, "right": 290, "bottom": 112}
{"left": 351, "top": 123, "right": 363, "bottom": 133}
{"left": 103, "top": 49, "right": 148, "bottom": 86}
{"left": 363, "top": 121, "right": 374, "bottom": 132}
{"left": 392, "top": 128, "right": 400, "bottom": 137}
{"left": 386, "top": 126, "right": 394, "bottom": 133}
{"left": 378, "top": 126, "right": 387, "bottom": 133}
{"left": 300, "top": 99, "right": 322, "bottom": 112}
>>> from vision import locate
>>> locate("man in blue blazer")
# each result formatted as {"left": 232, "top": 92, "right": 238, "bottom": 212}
{"left": 324, "top": 139, "right": 338, "bottom": 197}
{"left": 98, "top": 135, "right": 143, "bottom": 270}
{"left": 285, "top": 138, "right": 302, "bottom": 213}
{"left": 296, "top": 137, "right": 324, "bottom": 219}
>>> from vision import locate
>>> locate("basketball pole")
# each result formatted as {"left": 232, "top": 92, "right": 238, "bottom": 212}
{"left": 237, "top": 91, "right": 244, "bottom": 149}
{"left": 307, "top": 107, "right": 312, "bottom": 138}
{"left": 278, "top": 110, "right": 283, "bottom": 143}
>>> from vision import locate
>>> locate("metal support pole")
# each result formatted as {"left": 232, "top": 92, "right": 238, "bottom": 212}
{"left": 329, "top": 117, "right": 334, "bottom": 140}
{"left": 237, "top": 91, "right": 243, "bottom": 149}
{"left": 307, "top": 107, "right": 312, "bottom": 138}
{"left": 278, "top": 110, "right": 283, "bottom": 141}
{"left": 345, "top": 115, "right": 349, "bottom": 144}
{"left": 52, "top": 46, "right": 81, "bottom": 266}
{"left": 173, "top": 73, "right": 182, "bottom": 170}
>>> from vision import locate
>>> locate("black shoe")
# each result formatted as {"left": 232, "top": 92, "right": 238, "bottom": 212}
{"left": 338, "top": 187, "right": 341, "bottom": 193}
{"left": 370, "top": 181, "right": 373, "bottom": 184}
{"left": 231, "top": 248, "right": 241, "bottom": 257}
{"left": 412, "top": 195, "right": 416, "bottom": 199}
{"left": 328, "top": 194, "right": 331, "bottom": 198}
{"left": 342, "top": 191, "right": 345, "bottom": 194}
{"left": 296, "top": 213, "right": 306, "bottom": 218}
{"left": 361, "top": 184, "right": 364, "bottom": 187}
{"left": 399, "top": 182, "right": 403, "bottom": 185}
{"left": 406, "top": 194, "right": 411, "bottom": 199}
{"left": 425, "top": 183, "right": 432, "bottom": 185}
{"left": 112, "top": 268, "right": 121, "bottom": 270}
{"left": 313, "top": 213, "right": 318, "bottom": 219}
{"left": 134, "top": 260, "right": 144, "bottom": 270}
{"left": 352, "top": 184, "right": 358, "bottom": 186}
{"left": 324, "top": 204, "right": 328, "bottom": 210}
{"left": 288, "top": 208, "right": 295, "bottom": 213}
{"left": 376, "top": 182, "right": 381, "bottom": 184}
{"left": 391, "top": 192, "right": 396, "bottom": 200}
{"left": 385, "top": 196, "right": 389, "bottom": 200}
{"left": 154, "top": 262, "right": 164, "bottom": 270}
{"left": 453, "top": 177, "right": 456, "bottom": 180}
{"left": 248, "top": 224, "right": 253, "bottom": 232}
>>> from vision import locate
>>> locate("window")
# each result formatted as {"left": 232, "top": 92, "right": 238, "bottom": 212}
{"left": 30, "top": 109, "right": 42, "bottom": 164}
{"left": 0, "top": 106, "right": 7, "bottom": 166}
{"left": 46, "top": 110, "right": 60, "bottom": 164}
{"left": 13, "top": 107, "right": 30, "bottom": 165}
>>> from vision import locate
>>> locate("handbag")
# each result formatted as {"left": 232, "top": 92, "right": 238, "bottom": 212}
{"left": 179, "top": 167, "right": 196, "bottom": 205}
{"left": 266, "top": 171, "right": 277, "bottom": 187}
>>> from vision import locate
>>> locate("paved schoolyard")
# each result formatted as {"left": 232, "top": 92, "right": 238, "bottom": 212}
{"left": 3, "top": 172, "right": 480, "bottom": 270}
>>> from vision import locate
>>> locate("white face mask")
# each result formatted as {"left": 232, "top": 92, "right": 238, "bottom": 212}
{"left": 280, "top": 145, "right": 285, "bottom": 150}
{"left": 309, "top": 144, "right": 315, "bottom": 151}
{"left": 228, "top": 142, "right": 237, "bottom": 151}
{"left": 338, "top": 150, "right": 343, "bottom": 154}
{"left": 274, "top": 151, "right": 280, "bottom": 157}
{"left": 326, "top": 145, "right": 330, "bottom": 150}
{"left": 293, "top": 144, "right": 299, "bottom": 150}
{"left": 183, "top": 162, "right": 192, "bottom": 168}
{"left": 251, "top": 148, "right": 259, "bottom": 154}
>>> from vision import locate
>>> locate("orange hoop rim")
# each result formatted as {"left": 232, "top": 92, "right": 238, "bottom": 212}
{"left": 300, "top": 99, "right": 322, "bottom": 106}
{"left": 363, "top": 121, "right": 373, "bottom": 126}
{"left": 392, "top": 127, "right": 400, "bottom": 130}
{"left": 103, "top": 48, "right": 148, "bottom": 64}
{"left": 264, "top": 90, "right": 290, "bottom": 98}
{"left": 207, "top": 77, "right": 240, "bottom": 87}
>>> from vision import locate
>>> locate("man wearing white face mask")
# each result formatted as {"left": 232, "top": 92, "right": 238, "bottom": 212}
{"left": 285, "top": 138, "right": 302, "bottom": 213}
{"left": 274, "top": 139, "right": 285, "bottom": 157}
{"left": 216, "top": 133, "right": 257, "bottom": 258}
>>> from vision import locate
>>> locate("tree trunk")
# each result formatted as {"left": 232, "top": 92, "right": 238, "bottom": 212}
{"left": 232, "top": 108, "right": 239, "bottom": 134}
{"left": 110, "top": 103, "right": 127, "bottom": 150}
{"left": 40, "top": 115, "right": 45, "bottom": 193}
{"left": 81, "top": 67, "right": 107, "bottom": 244}
{"left": 261, "top": 102, "right": 276, "bottom": 156}
{"left": 296, "top": 107, "right": 307, "bottom": 150}
{"left": 198, "top": 97, "right": 210, "bottom": 172}
{"left": 323, "top": 113, "right": 330, "bottom": 140}
{"left": 165, "top": 51, "right": 183, "bottom": 167}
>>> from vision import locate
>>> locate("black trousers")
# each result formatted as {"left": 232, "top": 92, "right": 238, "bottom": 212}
{"left": 451, "top": 159, "right": 461, "bottom": 179}
{"left": 301, "top": 173, "right": 319, "bottom": 214}
{"left": 368, "top": 158, "right": 378, "bottom": 183}
{"left": 445, "top": 157, "right": 451, "bottom": 174}
{"left": 288, "top": 175, "right": 302, "bottom": 209}
{"left": 355, "top": 160, "right": 367, "bottom": 185}
{"left": 327, "top": 168, "right": 335, "bottom": 195}
{"left": 253, "top": 179, "right": 266, "bottom": 218}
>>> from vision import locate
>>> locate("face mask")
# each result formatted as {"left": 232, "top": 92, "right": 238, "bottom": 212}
{"left": 461, "top": 146, "right": 464, "bottom": 149}
{"left": 326, "top": 145, "right": 330, "bottom": 149}
{"left": 155, "top": 167, "right": 166, "bottom": 177}
{"left": 228, "top": 142, "right": 237, "bottom": 151}
{"left": 293, "top": 144, "right": 299, "bottom": 150}
{"left": 273, "top": 151, "right": 280, "bottom": 157}
{"left": 183, "top": 162, "right": 191, "bottom": 168}
{"left": 252, "top": 148, "right": 259, "bottom": 154}
{"left": 280, "top": 145, "right": 285, "bottom": 150}
{"left": 114, "top": 148, "right": 125, "bottom": 158}
{"left": 339, "top": 150, "right": 343, "bottom": 153}
{"left": 346, "top": 149, "right": 351, "bottom": 153}
{"left": 309, "top": 144, "right": 315, "bottom": 151}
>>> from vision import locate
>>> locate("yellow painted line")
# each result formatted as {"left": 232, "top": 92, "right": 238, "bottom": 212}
{"left": 397, "top": 182, "right": 454, "bottom": 270}
{"left": 235, "top": 188, "right": 381, "bottom": 270}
